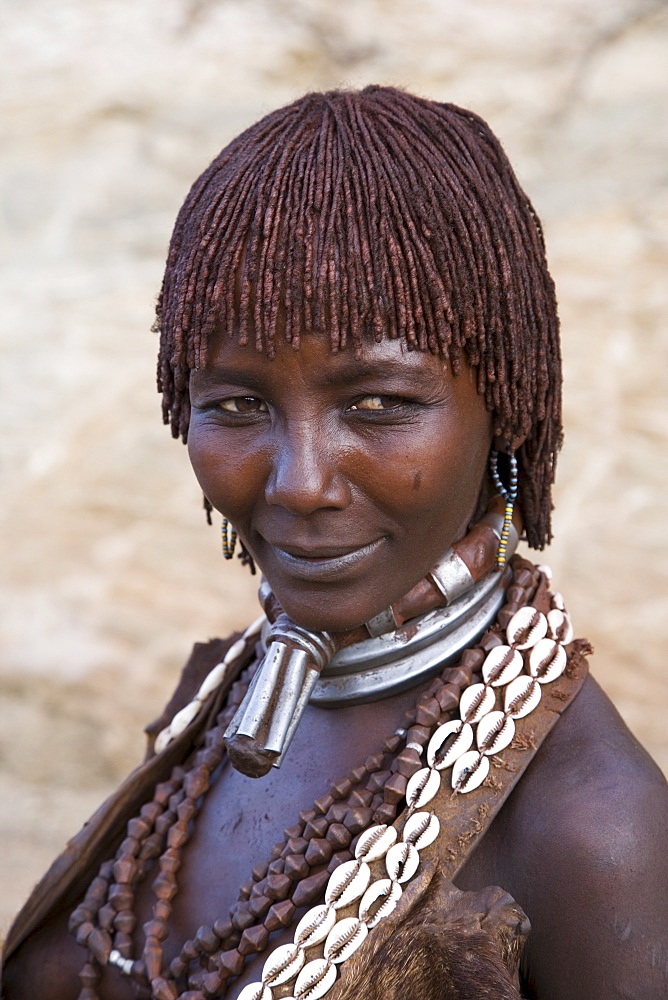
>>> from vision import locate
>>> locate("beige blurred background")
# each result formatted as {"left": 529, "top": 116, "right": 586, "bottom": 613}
{"left": 1, "top": 0, "right": 667, "bottom": 934}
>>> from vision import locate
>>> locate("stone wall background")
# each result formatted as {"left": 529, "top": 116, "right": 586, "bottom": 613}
{"left": 1, "top": 0, "right": 667, "bottom": 933}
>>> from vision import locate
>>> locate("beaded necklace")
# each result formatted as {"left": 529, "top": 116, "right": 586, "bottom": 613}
{"left": 70, "top": 556, "right": 574, "bottom": 1000}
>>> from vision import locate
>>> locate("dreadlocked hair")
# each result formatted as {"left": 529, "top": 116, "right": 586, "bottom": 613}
{"left": 156, "top": 86, "right": 562, "bottom": 549}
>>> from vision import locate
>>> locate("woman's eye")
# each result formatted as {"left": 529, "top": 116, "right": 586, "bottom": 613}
{"left": 219, "top": 396, "right": 268, "bottom": 414}
{"left": 348, "top": 395, "right": 404, "bottom": 412}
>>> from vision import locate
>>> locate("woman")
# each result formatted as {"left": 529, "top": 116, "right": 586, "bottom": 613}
{"left": 3, "top": 86, "right": 667, "bottom": 1000}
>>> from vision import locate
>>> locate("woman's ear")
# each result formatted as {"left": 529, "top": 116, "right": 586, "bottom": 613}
{"left": 492, "top": 432, "right": 527, "bottom": 453}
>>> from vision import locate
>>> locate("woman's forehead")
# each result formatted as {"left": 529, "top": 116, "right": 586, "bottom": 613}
{"left": 196, "top": 327, "right": 480, "bottom": 397}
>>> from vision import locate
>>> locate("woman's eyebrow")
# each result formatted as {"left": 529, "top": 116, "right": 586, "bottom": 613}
{"left": 320, "top": 359, "right": 438, "bottom": 387}
{"left": 191, "top": 359, "right": 443, "bottom": 391}
{"left": 190, "top": 368, "right": 267, "bottom": 391}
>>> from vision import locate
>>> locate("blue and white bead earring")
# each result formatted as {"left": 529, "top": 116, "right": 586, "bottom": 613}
{"left": 489, "top": 446, "right": 518, "bottom": 569}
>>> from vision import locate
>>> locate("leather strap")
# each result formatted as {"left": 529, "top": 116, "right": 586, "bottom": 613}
{"left": 272, "top": 638, "right": 590, "bottom": 999}
{"left": 427, "top": 638, "right": 590, "bottom": 880}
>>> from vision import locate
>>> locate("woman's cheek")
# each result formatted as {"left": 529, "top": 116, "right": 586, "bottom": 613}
{"left": 383, "top": 434, "right": 487, "bottom": 534}
{"left": 187, "top": 424, "right": 238, "bottom": 512}
{"left": 190, "top": 425, "right": 272, "bottom": 527}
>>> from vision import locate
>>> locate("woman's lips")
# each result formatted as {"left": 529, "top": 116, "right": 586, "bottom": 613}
{"left": 266, "top": 537, "right": 386, "bottom": 582}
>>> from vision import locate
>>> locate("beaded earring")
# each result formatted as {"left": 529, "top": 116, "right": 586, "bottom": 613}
{"left": 204, "top": 497, "right": 256, "bottom": 573}
{"left": 489, "top": 447, "right": 518, "bottom": 569}
{"left": 221, "top": 518, "right": 257, "bottom": 575}
{"left": 221, "top": 518, "right": 238, "bottom": 560}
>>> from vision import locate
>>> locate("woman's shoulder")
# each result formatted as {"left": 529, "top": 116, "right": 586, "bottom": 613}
{"left": 144, "top": 633, "right": 244, "bottom": 753}
{"left": 1, "top": 631, "right": 249, "bottom": 999}
{"left": 518, "top": 673, "right": 667, "bottom": 851}
{"left": 491, "top": 674, "right": 668, "bottom": 998}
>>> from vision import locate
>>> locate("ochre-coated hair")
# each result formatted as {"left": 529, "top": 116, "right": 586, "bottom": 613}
{"left": 156, "top": 86, "right": 562, "bottom": 548}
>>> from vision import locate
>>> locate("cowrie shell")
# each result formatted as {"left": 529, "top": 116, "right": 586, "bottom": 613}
{"left": 225, "top": 635, "right": 248, "bottom": 662}
{"left": 294, "top": 904, "right": 336, "bottom": 949}
{"left": 476, "top": 711, "right": 515, "bottom": 755}
{"left": 451, "top": 750, "right": 489, "bottom": 793}
{"left": 324, "top": 917, "right": 368, "bottom": 963}
{"left": 169, "top": 701, "right": 200, "bottom": 736}
{"left": 238, "top": 984, "right": 271, "bottom": 1000}
{"left": 405, "top": 767, "right": 441, "bottom": 809}
{"left": 197, "top": 661, "right": 228, "bottom": 700}
{"left": 482, "top": 646, "right": 524, "bottom": 687}
{"left": 506, "top": 607, "right": 547, "bottom": 649}
{"left": 551, "top": 592, "right": 565, "bottom": 611}
{"left": 529, "top": 638, "right": 567, "bottom": 684}
{"left": 402, "top": 811, "right": 440, "bottom": 850}
{"left": 325, "top": 859, "right": 371, "bottom": 910}
{"left": 354, "top": 824, "right": 397, "bottom": 862}
{"left": 459, "top": 683, "right": 496, "bottom": 724}
{"left": 359, "top": 878, "right": 402, "bottom": 928}
{"left": 294, "top": 958, "right": 337, "bottom": 1000}
{"left": 262, "top": 943, "right": 305, "bottom": 987}
{"left": 547, "top": 608, "right": 574, "bottom": 644}
{"left": 385, "top": 842, "right": 420, "bottom": 883}
{"left": 504, "top": 675, "right": 541, "bottom": 719}
{"left": 427, "top": 720, "right": 473, "bottom": 770}
{"left": 153, "top": 729, "right": 171, "bottom": 754}
{"left": 242, "top": 613, "right": 266, "bottom": 640}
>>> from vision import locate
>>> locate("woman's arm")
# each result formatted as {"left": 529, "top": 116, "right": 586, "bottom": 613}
{"left": 516, "top": 677, "right": 668, "bottom": 999}
{"left": 458, "top": 676, "right": 668, "bottom": 999}
{"left": 520, "top": 747, "right": 668, "bottom": 998}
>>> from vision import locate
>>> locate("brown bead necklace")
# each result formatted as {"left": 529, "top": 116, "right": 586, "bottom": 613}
{"left": 69, "top": 556, "right": 541, "bottom": 1000}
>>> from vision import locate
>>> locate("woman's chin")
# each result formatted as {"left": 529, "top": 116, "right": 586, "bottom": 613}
{"left": 268, "top": 588, "right": 378, "bottom": 635}
{"left": 277, "top": 603, "right": 368, "bottom": 636}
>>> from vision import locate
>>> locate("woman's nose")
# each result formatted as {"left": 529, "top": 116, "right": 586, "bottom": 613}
{"left": 264, "top": 421, "right": 352, "bottom": 515}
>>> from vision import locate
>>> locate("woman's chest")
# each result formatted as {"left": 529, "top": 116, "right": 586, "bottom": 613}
{"left": 130, "top": 693, "right": 418, "bottom": 998}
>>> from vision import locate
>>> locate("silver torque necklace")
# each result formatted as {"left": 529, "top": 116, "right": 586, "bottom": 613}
{"left": 226, "top": 510, "right": 518, "bottom": 776}
{"left": 257, "top": 567, "right": 510, "bottom": 707}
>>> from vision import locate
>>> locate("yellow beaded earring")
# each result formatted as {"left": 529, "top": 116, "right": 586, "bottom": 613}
{"left": 221, "top": 518, "right": 238, "bottom": 560}
{"left": 489, "top": 447, "right": 518, "bottom": 569}
{"left": 220, "top": 517, "right": 256, "bottom": 574}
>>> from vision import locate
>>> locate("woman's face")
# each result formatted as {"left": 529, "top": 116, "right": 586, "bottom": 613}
{"left": 188, "top": 332, "right": 492, "bottom": 633}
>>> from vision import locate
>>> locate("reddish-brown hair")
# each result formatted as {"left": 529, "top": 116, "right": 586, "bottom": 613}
{"left": 156, "top": 86, "right": 561, "bottom": 548}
